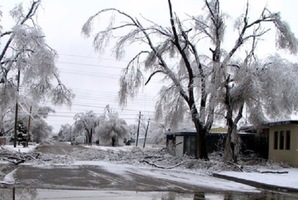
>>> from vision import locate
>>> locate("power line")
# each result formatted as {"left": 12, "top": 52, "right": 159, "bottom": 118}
{"left": 58, "top": 61, "right": 125, "bottom": 69}
{"left": 58, "top": 53, "right": 130, "bottom": 63}
{"left": 58, "top": 65, "right": 162, "bottom": 84}
{"left": 43, "top": 53, "right": 161, "bottom": 130}
{"left": 59, "top": 70, "right": 121, "bottom": 79}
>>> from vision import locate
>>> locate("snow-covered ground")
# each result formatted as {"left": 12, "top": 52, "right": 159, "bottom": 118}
{"left": 70, "top": 160, "right": 258, "bottom": 192}
{"left": 80, "top": 145, "right": 298, "bottom": 192}
{"left": 217, "top": 168, "right": 298, "bottom": 191}
{"left": 1, "top": 143, "right": 298, "bottom": 194}
{"left": 1, "top": 143, "right": 38, "bottom": 154}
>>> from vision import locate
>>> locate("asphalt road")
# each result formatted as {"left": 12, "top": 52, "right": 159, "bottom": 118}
{"left": 14, "top": 165, "right": 204, "bottom": 192}
{"left": 13, "top": 143, "right": 206, "bottom": 192}
{"left": 2, "top": 143, "right": 298, "bottom": 199}
{"left": 34, "top": 142, "right": 87, "bottom": 155}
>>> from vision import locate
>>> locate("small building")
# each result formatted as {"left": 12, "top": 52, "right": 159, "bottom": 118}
{"left": 166, "top": 120, "right": 298, "bottom": 166}
{"left": 166, "top": 127, "right": 266, "bottom": 158}
{"left": 265, "top": 120, "right": 298, "bottom": 167}
{"left": 166, "top": 127, "right": 227, "bottom": 157}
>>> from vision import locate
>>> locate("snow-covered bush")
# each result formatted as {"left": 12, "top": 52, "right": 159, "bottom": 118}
{"left": 95, "top": 106, "right": 129, "bottom": 146}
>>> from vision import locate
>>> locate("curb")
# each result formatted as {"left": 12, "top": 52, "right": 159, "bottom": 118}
{"left": 213, "top": 173, "right": 298, "bottom": 193}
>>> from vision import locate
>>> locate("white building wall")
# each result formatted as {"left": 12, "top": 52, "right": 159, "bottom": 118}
{"left": 175, "top": 136, "right": 184, "bottom": 157}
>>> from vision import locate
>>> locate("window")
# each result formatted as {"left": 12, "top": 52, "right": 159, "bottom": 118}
{"left": 274, "top": 131, "right": 278, "bottom": 150}
{"left": 274, "top": 131, "right": 278, "bottom": 149}
{"left": 286, "top": 130, "right": 291, "bottom": 150}
{"left": 273, "top": 130, "right": 291, "bottom": 150}
{"left": 279, "top": 131, "right": 284, "bottom": 150}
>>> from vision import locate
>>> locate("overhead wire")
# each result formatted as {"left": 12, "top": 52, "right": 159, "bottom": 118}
{"left": 46, "top": 53, "right": 159, "bottom": 130}
{"left": 58, "top": 53, "right": 130, "bottom": 63}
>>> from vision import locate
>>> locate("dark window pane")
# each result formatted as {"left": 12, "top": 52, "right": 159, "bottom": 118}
{"left": 274, "top": 131, "right": 278, "bottom": 150}
{"left": 280, "top": 131, "right": 284, "bottom": 150}
{"left": 286, "top": 131, "right": 291, "bottom": 150}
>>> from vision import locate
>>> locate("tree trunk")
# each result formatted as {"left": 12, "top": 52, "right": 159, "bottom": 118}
{"left": 0, "top": 107, "right": 4, "bottom": 136}
{"left": 86, "top": 131, "right": 92, "bottom": 145}
{"left": 223, "top": 126, "right": 241, "bottom": 163}
{"left": 198, "top": 130, "right": 208, "bottom": 160}
{"left": 90, "top": 129, "right": 93, "bottom": 144}
{"left": 223, "top": 129, "right": 233, "bottom": 162}
{"left": 193, "top": 118, "right": 208, "bottom": 160}
{"left": 112, "top": 137, "right": 116, "bottom": 146}
{"left": 223, "top": 76, "right": 242, "bottom": 163}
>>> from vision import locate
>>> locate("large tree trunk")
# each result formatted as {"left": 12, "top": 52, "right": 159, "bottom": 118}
{"left": 193, "top": 118, "right": 208, "bottom": 160}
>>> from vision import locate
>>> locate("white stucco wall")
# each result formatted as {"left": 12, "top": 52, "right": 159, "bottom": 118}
{"left": 175, "top": 136, "right": 184, "bottom": 157}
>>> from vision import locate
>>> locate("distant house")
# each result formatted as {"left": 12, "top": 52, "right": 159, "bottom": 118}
{"left": 166, "top": 127, "right": 227, "bottom": 157}
{"left": 166, "top": 120, "right": 298, "bottom": 167}
{"left": 264, "top": 120, "right": 298, "bottom": 167}
{"left": 166, "top": 126, "right": 267, "bottom": 158}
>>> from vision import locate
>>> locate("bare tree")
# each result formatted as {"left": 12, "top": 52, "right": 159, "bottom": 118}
{"left": 0, "top": 1, "right": 74, "bottom": 137}
{"left": 82, "top": 0, "right": 217, "bottom": 159}
{"left": 210, "top": 2, "right": 298, "bottom": 163}
{"left": 82, "top": 0, "right": 297, "bottom": 160}
{"left": 223, "top": 56, "right": 298, "bottom": 162}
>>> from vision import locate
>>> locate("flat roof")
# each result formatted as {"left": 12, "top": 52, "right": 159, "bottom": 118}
{"left": 165, "top": 132, "right": 196, "bottom": 136}
{"left": 264, "top": 120, "right": 298, "bottom": 127}
{"left": 165, "top": 131, "right": 227, "bottom": 136}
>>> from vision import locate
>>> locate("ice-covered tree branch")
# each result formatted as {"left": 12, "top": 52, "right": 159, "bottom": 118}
{"left": 0, "top": 0, "right": 74, "bottom": 139}
{"left": 83, "top": 0, "right": 298, "bottom": 161}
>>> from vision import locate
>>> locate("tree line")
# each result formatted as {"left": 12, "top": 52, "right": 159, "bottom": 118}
{"left": 58, "top": 106, "right": 168, "bottom": 147}
{"left": 58, "top": 106, "right": 129, "bottom": 146}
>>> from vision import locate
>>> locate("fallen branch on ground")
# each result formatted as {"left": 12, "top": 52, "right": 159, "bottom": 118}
{"left": 227, "top": 161, "right": 243, "bottom": 171}
{"left": 140, "top": 159, "right": 184, "bottom": 169}
{"left": 3, "top": 157, "right": 25, "bottom": 165}
{"left": 0, "top": 147, "right": 39, "bottom": 165}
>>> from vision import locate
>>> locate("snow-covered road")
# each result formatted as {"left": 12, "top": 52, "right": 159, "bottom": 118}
{"left": 1, "top": 142, "right": 298, "bottom": 200}
{"left": 12, "top": 162, "right": 258, "bottom": 193}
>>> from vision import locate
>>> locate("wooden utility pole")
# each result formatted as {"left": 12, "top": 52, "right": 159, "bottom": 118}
{"left": 26, "top": 106, "right": 32, "bottom": 147}
{"left": 136, "top": 111, "right": 141, "bottom": 147}
{"left": 13, "top": 69, "right": 21, "bottom": 148}
{"left": 143, "top": 118, "right": 150, "bottom": 148}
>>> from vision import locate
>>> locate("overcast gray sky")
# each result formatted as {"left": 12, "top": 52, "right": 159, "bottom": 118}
{"left": 1, "top": 0, "right": 298, "bottom": 132}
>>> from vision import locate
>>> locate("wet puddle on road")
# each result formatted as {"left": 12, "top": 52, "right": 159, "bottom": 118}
{"left": 1, "top": 188, "right": 298, "bottom": 200}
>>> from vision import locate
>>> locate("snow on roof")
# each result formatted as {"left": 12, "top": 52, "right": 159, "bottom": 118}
{"left": 264, "top": 120, "right": 298, "bottom": 127}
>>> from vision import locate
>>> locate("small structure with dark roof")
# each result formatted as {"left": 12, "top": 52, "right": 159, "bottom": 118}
{"left": 166, "top": 127, "right": 227, "bottom": 157}
{"left": 166, "top": 126, "right": 268, "bottom": 159}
